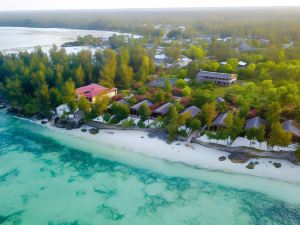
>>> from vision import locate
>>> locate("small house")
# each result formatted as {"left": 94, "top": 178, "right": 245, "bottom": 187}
{"left": 153, "top": 102, "right": 173, "bottom": 117}
{"left": 212, "top": 112, "right": 228, "bottom": 129}
{"left": 67, "top": 109, "right": 84, "bottom": 126}
{"left": 245, "top": 116, "right": 266, "bottom": 130}
{"left": 130, "top": 100, "right": 153, "bottom": 115}
{"left": 282, "top": 120, "right": 300, "bottom": 142}
{"left": 180, "top": 106, "right": 201, "bottom": 119}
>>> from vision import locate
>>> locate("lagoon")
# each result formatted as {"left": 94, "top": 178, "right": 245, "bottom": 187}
{"left": 0, "top": 27, "right": 120, "bottom": 54}
{"left": 0, "top": 112, "right": 300, "bottom": 224}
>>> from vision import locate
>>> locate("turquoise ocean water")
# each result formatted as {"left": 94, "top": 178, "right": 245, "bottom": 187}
{"left": 0, "top": 111, "right": 300, "bottom": 225}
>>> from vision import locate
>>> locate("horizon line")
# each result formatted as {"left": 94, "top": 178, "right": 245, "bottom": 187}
{"left": 1, "top": 5, "right": 300, "bottom": 12}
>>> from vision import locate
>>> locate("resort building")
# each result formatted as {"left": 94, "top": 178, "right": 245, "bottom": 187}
{"left": 153, "top": 102, "right": 173, "bottom": 117}
{"left": 180, "top": 106, "right": 201, "bottom": 119}
{"left": 212, "top": 112, "right": 228, "bottom": 129}
{"left": 76, "top": 83, "right": 117, "bottom": 103}
{"left": 130, "top": 100, "right": 154, "bottom": 115}
{"left": 282, "top": 120, "right": 300, "bottom": 142}
{"left": 197, "top": 70, "right": 237, "bottom": 86}
{"left": 245, "top": 116, "right": 266, "bottom": 130}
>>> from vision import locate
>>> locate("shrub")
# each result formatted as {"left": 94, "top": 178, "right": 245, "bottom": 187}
{"left": 103, "top": 113, "right": 111, "bottom": 123}
{"left": 122, "top": 118, "right": 135, "bottom": 128}
{"left": 137, "top": 120, "right": 145, "bottom": 128}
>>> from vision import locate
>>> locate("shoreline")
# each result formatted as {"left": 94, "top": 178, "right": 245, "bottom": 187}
{"left": 16, "top": 114, "right": 300, "bottom": 185}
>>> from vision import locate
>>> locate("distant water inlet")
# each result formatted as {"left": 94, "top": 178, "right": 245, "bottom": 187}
{"left": 0, "top": 27, "right": 121, "bottom": 54}
{"left": 0, "top": 113, "right": 300, "bottom": 225}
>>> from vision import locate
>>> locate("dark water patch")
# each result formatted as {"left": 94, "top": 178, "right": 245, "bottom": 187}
{"left": 137, "top": 194, "right": 172, "bottom": 215}
{"left": 96, "top": 204, "right": 124, "bottom": 221}
{"left": 48, "top": 220, "right": 90, "bottom": 225}
{"left": 0, "top": 168, "right": 19, "bottom": 182}
{"left": 0, "top": 210, "right": 24, "bottom": 225}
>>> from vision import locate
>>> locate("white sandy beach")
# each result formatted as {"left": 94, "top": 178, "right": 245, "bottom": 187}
{"left": 33, "top": 120, "right": 300, "bottom": 185}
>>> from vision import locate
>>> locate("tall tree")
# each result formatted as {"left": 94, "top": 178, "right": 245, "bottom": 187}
{"left": 202, "top": 102, "right": 217, "bottom": 129}
{"left": 62, "top": 79, "right": 77, "bottom": 112}
{"left": 136, "top": 56, "right": 150, "bottom": 83}
{"left": 116, "top": 48, "right": 133, "bottom": 88}
{"left": 99, "top": 49, "right": 117, "bottom": 87}
{"left": 75, "top": 65, "right": 85, "bottom": 87}
{"left": 78, "top": 96, "right": 90, "bottom": 116}
{"left": 268, "top": 122, "right": 292, "bottom": 150}
{"left": 163, "top": 106, "right": 179, "bottom": 142}
{"left": 92, "top": 95, "right": 110, "bottom": 116}
{"left": 138, "top": 103, "right": 151, "bottom": 121}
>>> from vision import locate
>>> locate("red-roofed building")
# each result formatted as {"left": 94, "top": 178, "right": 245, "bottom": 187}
{"left": 76, "top": 83, "right": 117, "bottom": 103}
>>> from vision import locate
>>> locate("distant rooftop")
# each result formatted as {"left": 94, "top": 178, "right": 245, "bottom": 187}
{"left": 212, "top": 112, "right": 228, "bottom": 127}
{"left": 282, "top": 120, "right": 300, "bottom": 137}
{"left": 153, "top": 102, "right": 173, "bottom": 115}
{"left": 245, "top": 116, "right": 266, "bottom": 130}
{"left": 180, "top": 105, "right": 201, "bottom": 119}
{"left": 130, "top": 100, "right": 153, "bottom": 111}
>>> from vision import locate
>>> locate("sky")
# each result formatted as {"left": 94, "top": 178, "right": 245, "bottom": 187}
{"left": 0, "top": 0, "right": 300, "bottom": 11}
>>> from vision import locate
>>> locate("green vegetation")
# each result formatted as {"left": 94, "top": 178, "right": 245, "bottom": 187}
{"left": 1, "top": 8, "right": 300, "bottom": 147}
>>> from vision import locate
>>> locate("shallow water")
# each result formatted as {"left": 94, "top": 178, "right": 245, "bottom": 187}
{"left": 0, "top": 27, "right": 119, "bottom": 54}
{"left": 0, "top": 112, "right": 300, "bottom": 225}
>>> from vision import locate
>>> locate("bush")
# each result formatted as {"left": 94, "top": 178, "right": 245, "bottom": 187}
{"left": 122, "top": 118, "right": 135, "bottom": 128}
{"left": 103, "top": 113, "right": 111, "bottom": 123}
{"left": 137, "top": 120, "right": 145, "bottom": 128}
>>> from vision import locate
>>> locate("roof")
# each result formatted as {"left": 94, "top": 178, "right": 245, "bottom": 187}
{"left": 197, "top": 70, "right": 236, "bottom": 80}
{"left": 108, "top": 99, "right": 129, "bottom": 109}
{"left": 76, "top": 83, "right": 116, "bottom": 99}
{"left": 240, "top": 43, "right": 255, "bottom": 52}
{"left": 216, "top": 97, "right": 225, "bottom": 103}
{"left": 56, "top": 104, "right": 70, "bottom": 116}
{"left": 181, "top": 106, "right": 201, "bottom": 119}
{"left": 238, "top": 61, "right": 247, "bottom": 66}
{"left": 148, "top": 77, "right": 177, "bottom": 88}
{"left": 130, "top": 100, "right": 153, "bottom": 111}
{"left": 153, "top": 103, "right": 173, "bottom": 115}
{"left": 245, "top": 116, "right": 266, "bottom": 130}
{"left": 212, "top": 112, "right": 228, "bottom": 127}
{"left": 282, "top": 120, "right": 300, "bottom": 137}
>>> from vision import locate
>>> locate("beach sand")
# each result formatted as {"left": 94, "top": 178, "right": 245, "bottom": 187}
{"left": 36, "top": 121, "right": 300, "bottom": 184}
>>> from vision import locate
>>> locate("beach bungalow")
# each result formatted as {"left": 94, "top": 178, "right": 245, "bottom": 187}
{"left": 153, "top": 102, "right": 173, "bottom": 117}
{"left": 76, "top": 83, "right": 117, "bottom": 103}
{"left": 197, "top": 70, "right": 237, "bottom": 86}
{"left": 107, "top": 99, "right": 129, "bottom": 110}
{"left": 56, "top": 104, "right": 70, "bottom": 116}
{"left": 282, "top": 120, "right": 300, "bottom": 142}
{"left": 130, "top": 100, "right": 153, "bottom": 115}
{"left": 212, "top": 112, "right": 228, "bottom": 129}
{"left": 245, "top": 116, "right": 266, "bottom": 130}
{"left": 180, "top": 106, "right": 201, "bottom": 119}
{"left": 67, "top": 109, "right": 84, "bottom": 126}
